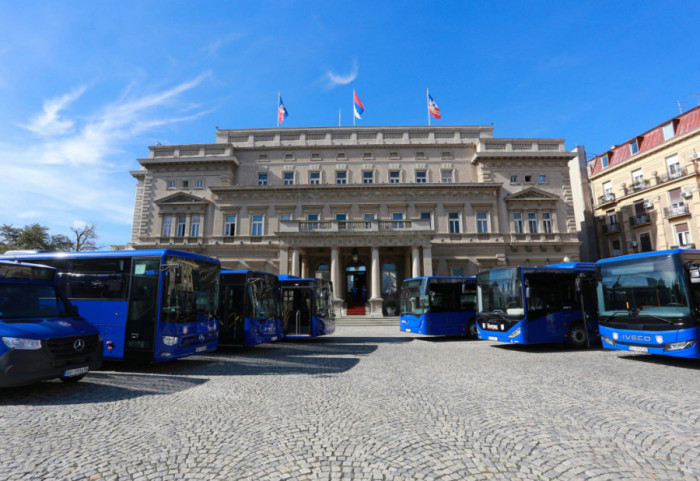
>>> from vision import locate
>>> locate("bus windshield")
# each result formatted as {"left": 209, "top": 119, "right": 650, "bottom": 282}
{"left": 400, "top": 279, "right": 426, "bottom": 315}
{"left": 477, "top": 268, "right": 524, "bottom": 317}
{"left": 249, "top": 274, "right": 279, "bottom": 319}
{"left": 0, "top": 284, "right": 73, "bottom": 320}
{"left": 598, "top": 254, "right": 690, "bottom": 318}
{"left": 161, "top": 257, "right": 220, "bottom": 323}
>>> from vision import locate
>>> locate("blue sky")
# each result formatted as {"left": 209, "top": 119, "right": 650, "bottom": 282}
{"left": 1, "top": 1, "right": 699, "bottom": 247}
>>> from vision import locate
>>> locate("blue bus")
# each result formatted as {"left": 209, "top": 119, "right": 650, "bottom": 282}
{"left": 597, "top": 249, "right": 700, "bottom": 359}
{"left": 0, "top": 260, "right": 102, "bottom": 385}
{"left": 0, "top": 250, "right": 220, "bottom": 362}
{"left": 399, "top": 276, "right": 478, "bottom": 337}
{"left": 279, "top": 275, "right": 335, "bottom": 338}
{"left": 218, "top": 270, "right": 284, "bottom": 346}
{"left": 476, "top": 263, "right": 598, "bottom": 347}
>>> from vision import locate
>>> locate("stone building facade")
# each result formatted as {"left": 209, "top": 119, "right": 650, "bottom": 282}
{"left": 129, "top": 125, "right": 582, "bottom": 316}
{"left": 588, "top": 106, "right": 700, "bottom": 258}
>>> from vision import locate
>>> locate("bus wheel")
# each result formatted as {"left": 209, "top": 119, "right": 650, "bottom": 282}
{"left": 60, "top": 374, "right": 86, "bottom": 383}
{"left": 568, "top": 322, "right": 588, "bottom": 348}
{"left": 467, "top": 319, "right": 478, "bottom": 339}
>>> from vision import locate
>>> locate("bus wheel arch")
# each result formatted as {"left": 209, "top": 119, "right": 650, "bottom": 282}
{"left": 568, "top": 321, "right": 588, "bottom": 348}
{"left": 467, "top": 318, "right": 478, "bottom": 339}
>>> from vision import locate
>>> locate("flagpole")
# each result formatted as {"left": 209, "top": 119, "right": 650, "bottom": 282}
{"left": 427, "top": 88, "right": 431, "bottom": 126}
{"left": 277, "top": 91, "right": 280, "bottom": 128}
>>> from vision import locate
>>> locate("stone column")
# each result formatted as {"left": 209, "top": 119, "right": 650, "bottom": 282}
{"left": 369, "top": 246, "right": 383, "bottom": 317}
{"left": 411, "top": 246, "right": 421, "bottom": 278}
{"left": 291, "top": 248, "right": 300, "bottom": 276}
{"left": 279, "top": 246, "right": 289, "bottom": 275}
{"left": 331, "top": 247, "right": 343, "bottom": 316}
{"left": 422, "top": 246, "right": 433, "bottom": 277}
{"left": 301, "top": 255, "right": 308, "bottom": 278}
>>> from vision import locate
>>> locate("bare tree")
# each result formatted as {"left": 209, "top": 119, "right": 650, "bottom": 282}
{"left": 71, "top": 223, "right": 100, "bottom": 251}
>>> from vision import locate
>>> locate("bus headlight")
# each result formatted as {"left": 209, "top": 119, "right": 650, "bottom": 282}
{"left": 665, "top": 340, "right": 696, "bottom": 352}
{"left": 508, "top": 328, "right": 521, "bottom": 338}
{"left": 2, "top": 337, "right": 42, "bottom": 350}
{"left": 162, "top": 336, "right": 179, "bottom": 346}
{"left": 601, "top": 335, "right": 615, "bottom": 346}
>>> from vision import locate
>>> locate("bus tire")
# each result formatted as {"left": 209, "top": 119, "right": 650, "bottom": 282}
{"left": 568, "top": 322, "right": 588, "bottom": 348}
{"left": 467, "top": 319, "right": 478, "bottom": 339}
{"left": 60, "top": 374, "right": 86, "bottom": 383}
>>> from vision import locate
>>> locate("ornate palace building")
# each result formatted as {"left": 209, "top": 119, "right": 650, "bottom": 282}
{"left": 129, "top": 125, "right": 584, "bottom": 316}
{"left": 588, "top": 106, "right": 700, "bottom": 258}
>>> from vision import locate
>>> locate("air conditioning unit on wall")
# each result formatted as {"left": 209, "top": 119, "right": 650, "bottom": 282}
{"left": 643, "top": 201, "right": 653, "bottom": 209}
{"left": 681, "top": 190, "right": 692, "bottom": 198}
{"left": 629, "top": 241, "right": 638, "bottom": 248}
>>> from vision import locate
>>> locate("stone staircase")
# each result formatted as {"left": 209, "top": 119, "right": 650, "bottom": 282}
{"left": 335, "top": 316, "right": 399, "bottom": 326}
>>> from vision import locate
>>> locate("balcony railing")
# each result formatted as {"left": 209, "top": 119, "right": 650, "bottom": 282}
{"left": 629, "top": 214, "right": 651, "bottom": 226}
{"left": 601, "top": 223, "right": 621, "bottom": 234}
{"left": 663, "top": 204, "right": 690, "bottom": 219}
{"left": 658, "top": 166, "right": 688, "bottom": 184}
{"left": 597, "top": 193, "right": 616, "bottom": 206}
{"left": 280, "top": 219, "right": 432, "bottom": 233}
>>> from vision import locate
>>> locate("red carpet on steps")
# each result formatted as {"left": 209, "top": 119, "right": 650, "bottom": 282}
{"left": 346, "top": 303, "right": 366, "bottom": 316}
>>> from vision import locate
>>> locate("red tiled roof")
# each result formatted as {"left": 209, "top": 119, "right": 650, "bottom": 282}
{"left": 588, "top": 105, "right": 700, "bottom": 176}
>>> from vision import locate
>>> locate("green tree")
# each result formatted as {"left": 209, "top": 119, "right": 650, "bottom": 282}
{"left": 0, "top": 223, "right": 77, "bottom": 253}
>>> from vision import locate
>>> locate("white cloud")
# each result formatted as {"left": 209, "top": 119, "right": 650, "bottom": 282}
{"left": 324, "top": 60, "right": 359, "bottom": 89}
{"left": 20, "top": 85, "right": 87, "bottom": 136}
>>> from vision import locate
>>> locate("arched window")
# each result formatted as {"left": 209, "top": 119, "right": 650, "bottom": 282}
{"left": 315, "top": 263, "right": 330, "bottom": 281}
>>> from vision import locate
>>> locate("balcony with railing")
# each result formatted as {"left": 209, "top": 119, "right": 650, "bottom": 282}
{"left": 663, "top": 204, "right": 691, "bottom": 219}
{"left": 601, "top": 223, "right": 622, "bottom": 234}
{"left": 280, "top": 219, "right": 433, "bottom": 234}
{"left": 657, "top": 166, "right": 689, "bottom": 184}
{"left": 629, "top": 213, "right": 651, "bottom": 226}
{"left": 597, "top": 193, "right": 616, "bottom": 207}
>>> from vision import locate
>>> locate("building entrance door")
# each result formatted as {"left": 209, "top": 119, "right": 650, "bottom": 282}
{"left": 345, "top": 262, "right": 367, "bottom": 315}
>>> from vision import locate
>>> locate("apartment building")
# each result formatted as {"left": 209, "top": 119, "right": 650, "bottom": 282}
{"left": 588, "top": 106, "right": 700, "bottom": 257}
{"left": 129, "top": 125, "right": 582, "bottom": 316}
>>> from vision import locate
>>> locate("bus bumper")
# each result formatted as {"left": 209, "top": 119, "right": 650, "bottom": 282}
{"left": 599, "top": 326, "right": 700, "bottom": 359}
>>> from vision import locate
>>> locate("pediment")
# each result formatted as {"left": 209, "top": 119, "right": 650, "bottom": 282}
{"left": 155, "top": 192, "right": 210, "bottom": 205}
{"left": 505, "top": 187, "right": 560, "bottom": 202}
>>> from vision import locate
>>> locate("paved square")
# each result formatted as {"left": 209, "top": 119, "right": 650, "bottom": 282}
{"left": 1, "top": 325, "right": 699, "bottom": 480}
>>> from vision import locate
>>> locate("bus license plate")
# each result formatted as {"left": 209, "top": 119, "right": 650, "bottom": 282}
{"left": 488, "top": 336, "right": 498, "bottom": 341}
{"left": 196, "top": 346, "right": 207, "bottom": 352}
{"left": 629, "top": 345, "right": 648, "bottom": 353}
{"left": 64, "top": 366, "right": 89, "bottom": 377}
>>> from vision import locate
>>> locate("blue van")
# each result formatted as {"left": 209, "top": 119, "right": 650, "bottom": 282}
{"left": 0, "top": 260, "right": 102, "bottom": 386}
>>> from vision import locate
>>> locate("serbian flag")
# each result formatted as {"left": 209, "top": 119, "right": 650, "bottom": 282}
{"left": 428, "top": 93, "right": 441, "bottom": 119}
{"left": 278, "top": 95, "right": 288, "bottom": 124}
{"left": 353, "top": 90, "right": 364, "bottom": 119}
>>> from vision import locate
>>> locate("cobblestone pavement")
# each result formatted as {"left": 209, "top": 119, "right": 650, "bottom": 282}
{"left": 1, "top": 325, "right": 700, "bottom": 480}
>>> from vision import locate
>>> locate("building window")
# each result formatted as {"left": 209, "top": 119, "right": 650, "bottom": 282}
{"left": 309, "top": 171, "right": 320, "bottom": 184}
{"left": 392, "top": 212, "right": 405, "bottom": 229}
{"left": 662, "top": 122, "right": 675, "bottom": 141}
{"left": 280, "top": 213, "right": 291, "bottom": 222}
{"left": 315, "top": 263, "right": 330, "bottom": 282}
{"left": 420, "top": 211, "right": 432, "bottom": 229}
{"left": 251, "top": 215, "right": 264, "bottom": 237}
{"left": 477, "top": 212, "right": 489, "bottom": 233}
{"left": 363, "top": 171, "right": 374, "bottom": 184}
{"left": 629, "top": 140, "right": 639, "bottom": 155}
{"left": 363, "top": 152, "right": 373, "bottom": 160}
{"left": 542, "top": 212, "right": 552, "bottom": 233}
{"left": 538, "top": 175, "right": 547, "bottom": 183}
{"left": 176, "top": 215, "right": 187, "bottom": 237}
{"left": 337, "top": 153, "right": 346, "bottom": 160}
{"left": 528, "top": 212, "right": 538, "bottom": 233}
{"left": 389, "top": 170, "right": 401, "bottom": 183}
{"left": 441, "top": 170, "right": 453, "bottom": 183}
{"left": 601, "top": 155, "right": 609, "bottom": 168}
{"left": 666, "top": 154, "right": 682, "bottom": 179}
{"left": 257, "top": 172, "right": 268, "bottom": 186}
{"left": 603, "top": 181, "right": 613, "bottom": 201}
{"left": 524, "top": 175, "right": 533, "bottom": 183}
{"left": 364, "top": 212, "right": 375, "bottom": 228}
{"left": 167, "top": 180, "right": 176, "bottom": 189}
{"left": 162, "top": 216, "right": 173, "bottom": 237}
{"left": 182, "top": 180, "right": 189, "bottom": 189}
{"left": 306, "top": 213, "right": 319, "bottom": 230}
{"left": 336, "top": 171, "right": 347, "bottom": 184}
{"left": 513, "top": 212, "right": 523, "bottom": 234}
{"left": 448, "top": 212, "right": 460, "bottom": 233}
{"left": 283, "top": 172, "right": 295, "bottom": 185}
{"left": 190, "top": 216, "right": 200, "bottom": 237}
{"left": 284, "top": 153, "right": 295, "bottom": 161}
{"left": 611, "top": 239, "right": 621, "bottom": 256}
{"left": 675, "top": 223, "right": 691, "bottom": 246}
{"left": 258, "top": 154, "right": 268, "bottom": 162}
{"left": 389, "top": 152, "right": 400, "bottom": 160}
{"left": 336, "top": 213, "right": 347, "bottom": 230}
{"left": 639, "top": 232, "right": 653, "bottom": 252}
{"left": 416, "top": 170, "right": 427, "bottom": 183}
{"left": 632, "top": 168, "right": 644, "bottom": 190}
{"left": 195, "top": 179, "right": 204, "bottom": 188}
{"left": 510, "top": 175, "right": 518, "bottom": 184}
{"left": 224, "top": 215, "right": 236, "bottom": 236}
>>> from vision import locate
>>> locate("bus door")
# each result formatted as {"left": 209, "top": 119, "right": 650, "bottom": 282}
{"left": 526, "top": 273, "right": 581, "bottom": 342}
{"left": 283, "top": 287, "right": 311, "bottom": 336}
{"left": 124, "top": 258, "right": 160, "bottom": 360}
{"left": 220, "top": 283, "right": 246, "bottom": 344}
